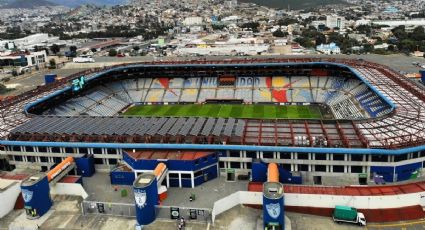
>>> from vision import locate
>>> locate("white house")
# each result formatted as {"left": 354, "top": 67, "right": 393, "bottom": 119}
{"left": 316, "top": 43, "right": 341, "bottom": 55}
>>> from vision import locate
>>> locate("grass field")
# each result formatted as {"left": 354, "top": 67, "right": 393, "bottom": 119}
{"left": 123, "top": 104, "right": 324, "bottom": 119}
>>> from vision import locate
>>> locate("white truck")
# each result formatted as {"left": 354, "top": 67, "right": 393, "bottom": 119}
{"left": 333, "top": 205, "right": 367, "bottom": 226}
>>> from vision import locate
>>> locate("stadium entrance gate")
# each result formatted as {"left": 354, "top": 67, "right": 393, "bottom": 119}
{"left": 81, "top": 200, "right": 212, "bottom": 224}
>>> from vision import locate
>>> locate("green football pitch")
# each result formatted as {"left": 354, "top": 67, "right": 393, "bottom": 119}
{"left": 123, "top": 104, "right": 324, "bottom": 119}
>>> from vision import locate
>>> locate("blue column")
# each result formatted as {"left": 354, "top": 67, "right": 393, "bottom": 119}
{"left": 21, "top": 173, "right": 52, "bottom": 219}
{"left": 263, "top": 182, "right": 284, "bottom": 229}
{"left": 133, "top": 173, "right": 158, "bottom": 225}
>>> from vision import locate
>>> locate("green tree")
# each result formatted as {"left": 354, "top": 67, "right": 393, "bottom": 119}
{"left": 356, "top": 25, "right": 372, "bottom": 35}
{"left": 69, "top": 46, "right": 77, "bottom": 53}
{"left": 50, "top": 44, "right": 60, "bottom": 55}
{"left": 315, "top": 34, "right": 326, "bottom": 46}
{"left": 410, "top": 26, "right": 425, "bottom": 41}
{"left": 108, "top": 49, "right": 118, "bottom": 57}
{"left": 133, "top": 46, "right": 140, "bottom": 51}
{"left": 363, "top": 44, "right": 374, "bottom": 53}
{"left": 277, "top": 18, "right": 299, "bottom": 26}
{"left": 0, "top": 83, "right": 10, "bottom": 94}
{"left": 294, "top": 37, "right": 314, "bottom": 48}
{"left": 212, "top": 24, "right": 225, "bottom": 30}
{"left": 91, "top": 48, "right": 97, "bottom": 53}
{"left": 400, "top": 39, "right": 416, "bottom": 52}
{"left": 272, "top": 29, "right": 287, "bottom": 37}
{"left": 49, "top": 59, "right": 56, "bottom": 69}
{"left": 240, "top": 22, "right": 260, "bottom": 33}
{"left": 391, "top": 26, "right": 408, "bottom": 40}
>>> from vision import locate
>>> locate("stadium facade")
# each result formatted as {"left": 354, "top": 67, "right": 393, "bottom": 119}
{"left": 0, "top": 58, "right": 424, "bottom": 185}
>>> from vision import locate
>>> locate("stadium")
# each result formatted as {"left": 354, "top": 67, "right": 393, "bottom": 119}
{"left": 2, "top": 57, "right": 425, "bottom": 228}
{"left": 0, "top": 57, "right": 424, "bottom": 185}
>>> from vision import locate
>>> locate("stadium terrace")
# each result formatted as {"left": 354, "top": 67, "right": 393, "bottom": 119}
{"left": 1, "top": 58, "right": 425, "bottom": 183}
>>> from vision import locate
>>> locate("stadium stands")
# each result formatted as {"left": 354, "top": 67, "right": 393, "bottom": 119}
{"left": 42, "top": 74, "right": 392, "bottom": 119}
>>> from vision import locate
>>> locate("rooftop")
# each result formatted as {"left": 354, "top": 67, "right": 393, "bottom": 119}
{"left": 126, "top": 150, "right": 214, "bottom": 161}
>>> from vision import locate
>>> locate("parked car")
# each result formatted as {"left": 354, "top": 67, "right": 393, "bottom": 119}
{"left": 73, "top": 55, "right": 95, "bottom": 63}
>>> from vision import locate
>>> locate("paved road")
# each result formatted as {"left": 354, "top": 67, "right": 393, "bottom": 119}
{"left": 1, "top": 68, "right": 88, "bottom": 96}
{"left": 93, "top": 53, "right": 425, "bottom": 73}
{"left": 366, "top": 219, "right": 425, "bottom": 230}
{"left": 3, "top": 53, "right": 422, "bottom": 97}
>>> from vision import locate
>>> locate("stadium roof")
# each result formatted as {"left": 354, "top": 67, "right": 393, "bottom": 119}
{"left": 0, "top": 58, "right": 424, "bottom": 151}
{"left": 10, "top": 116, "right": 245, "bottom": 138}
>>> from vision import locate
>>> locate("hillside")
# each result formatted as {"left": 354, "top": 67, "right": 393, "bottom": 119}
{"left": 48, "top": 0, "right": 128, "bottom": 8}
{"left": 2, "top": 0, "right": 57, "bottom": 8}
{"left": 239, "top": 0, "right": 346, "bottom": 10}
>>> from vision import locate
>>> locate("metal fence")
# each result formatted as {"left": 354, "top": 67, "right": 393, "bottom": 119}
{"left": 81, "top": 200, "right": 212, "bottom": 224}
{"left": 156, "top": 205, "right": 212, "bottom": 223}
{"left": 82, "top": 200, "right": 136, "bottom": 217}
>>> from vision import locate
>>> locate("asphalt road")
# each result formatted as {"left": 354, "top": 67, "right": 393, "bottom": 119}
{"left": 94, "top": 53, "right": 425, "bottom": 74}
{"left": 1, "top": 68, "right": 88, "bottom": 96}
{"left": 2, "top": 53, "right": 424, "bottom": 97}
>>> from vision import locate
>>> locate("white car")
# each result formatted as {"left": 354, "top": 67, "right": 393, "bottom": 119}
{"left": 73, "top": 55, "right": 95, "bottom": 63}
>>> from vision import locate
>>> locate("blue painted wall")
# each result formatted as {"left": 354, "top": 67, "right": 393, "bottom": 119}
{"left": 21, "top": 176, "right": 52, "bottom": 218}
{"left": 110, "top": 171, "right": 135, "bottom": 185}
{"left": 252, "top": 161, "right": 267, "bottom": 182}
{"left": 251, "top": 161, "right": 302, "bottom": 184}
{"left": 395, "top": 162, "right": 422, "bottom": 181}
{"left": 263, "top": 186, "right": 284, "bottom": 228}
{"left": 194, "top": 164, "right": 218, "bottom": 186}
{"left": 75, "top": 155, "right": 95, "bottom": 177}
{"left": 123, "top": 151, "right": 218, "bottom": 172}
{"left": 370, "top": 166, "right": 394, "bottom": 182}
{"left": 169, "top": 178, "right": 179, "bottom": 187}
{"left": 134, "top": 178, "right": 158, "bottom": 225}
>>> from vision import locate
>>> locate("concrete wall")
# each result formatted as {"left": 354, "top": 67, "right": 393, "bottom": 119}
{"left": 0, "top": 180, "right": 21, "bottom": 218}
{"left": 211, "top": 191, "right": 262, "bottom": 223}
{"left": 284, "top": 191, "right": 425, "bottom": 209}
{"left": 50, "top": 183, "right": 88, "bottom": 199}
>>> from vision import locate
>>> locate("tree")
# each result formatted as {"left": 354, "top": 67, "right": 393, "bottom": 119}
{"left": 272, "top": 29, "right": 287, "bottom": 37}
{"left": 391, "top": 26, "right": 408, "bottom": 40}
{"left": 212, "top": 24, "right": 225, "bottom": 30}
{"left": 363, "top": 44, "right": 374, "bottom": 53}
{"left": 133, "top": 46, "right": 140, "bottom": 51}
{"left": 91, "top": 48, "right": 97, "bottom": 53}
{"left": 410, "top": 26, "right": 425, "bottom": 41}
{"left": 315, "top": 34, "right": 326, "bottom": 46}
{"left": 277, "top": 18, "right": 299, "bottom": 26}
{"left": 294, "top": 37, "right": 314, "bottom": 48}
{"left": 50, "top": 44, "right": 60, "bottom": 55}
{"left": 356, "top": 25, "right": 372, "bottom": 35}
{"left": 108, "top": 49, "right": 118, "bottom": 57}
{"left": 0, "top": 83, "right": 10, "bottom": 94}
{"left": 399, "top": 39, "right": 416, "bottom": 52}
{"left": 69, "top": 46, "right": 77, "bottom": 53}
{"left": 240, "top": 22, "right": 260, "bottom": 33}
{"left": 49, "top": 59, "right": 56, "bottom": 69}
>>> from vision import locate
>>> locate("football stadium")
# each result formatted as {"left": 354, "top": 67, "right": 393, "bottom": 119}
{"left": 1, "top": 57, "right": 425, "bottom": 228}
